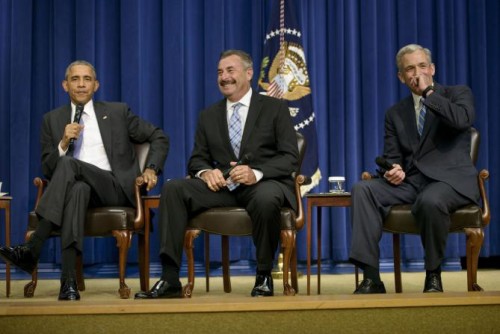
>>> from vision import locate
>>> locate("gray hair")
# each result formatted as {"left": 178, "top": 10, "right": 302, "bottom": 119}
{"left": 396, "top": 44, "right": 432, "bottom": 72}
{"left": 64, "top": 60, "right": 97, "bottom": 80}
{"left": 219, "top": 49, "right": 253, "bottom": 70}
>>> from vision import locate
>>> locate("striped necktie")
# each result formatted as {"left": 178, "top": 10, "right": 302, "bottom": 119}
{"left": 229, "top": 103, "right": 243, "bottom": 157}
{"left": 418, "top": 98, "right": 426, "bottom": 136}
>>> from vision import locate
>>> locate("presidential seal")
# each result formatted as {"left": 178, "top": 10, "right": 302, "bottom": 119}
{"left": 258, "top": 42, "right": 311, "bottom": 101}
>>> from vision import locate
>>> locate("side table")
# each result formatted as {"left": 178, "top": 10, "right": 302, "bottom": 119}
{"left": 0, "top": 196, "right": 12, "bottom": 297}
{"left": 305, "top": 192, "right": 352, "bottom": 295}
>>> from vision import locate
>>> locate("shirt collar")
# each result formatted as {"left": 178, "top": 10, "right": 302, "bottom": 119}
{"left": 227, "top": 88, "right": 252, "bottom": 110}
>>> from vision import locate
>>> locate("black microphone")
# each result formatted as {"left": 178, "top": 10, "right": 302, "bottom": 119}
{"left": 69, "top": 104, "right": 84, "bottom": 146}
{"left": 223, "top": 153, "right": 254, "bottom": 179}
{"left": 375, "top": 156, "right": 394, "bottom": 171}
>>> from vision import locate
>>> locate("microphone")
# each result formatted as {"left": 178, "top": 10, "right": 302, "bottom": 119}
{"left": 223, "top": 153, "right": 254, "bottom": 179}
{"left": 375, "top": 156, "right": 394, "bottom": 171}
{"left": 69, "top": 104, "right": 84, "bottom": 146}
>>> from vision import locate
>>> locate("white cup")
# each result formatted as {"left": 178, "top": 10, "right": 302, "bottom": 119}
{"left": 328, "top": 176, "right": 345, "bottom": 193}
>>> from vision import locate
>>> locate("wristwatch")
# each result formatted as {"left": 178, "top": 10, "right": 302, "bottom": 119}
{"left": 146, "top": 164, "right": 160, "bottom": 175}
{"left": 422, "top": 84, "right": 435, "bottom": 98}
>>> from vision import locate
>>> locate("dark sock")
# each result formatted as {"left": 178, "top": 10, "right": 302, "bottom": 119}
{"left": 61, "top": 246, "right": 77, "bottom": 281}
{"left": 257, "top": 269, "right": 271, "bottom": 276}
{"left": 362, "top": 265, "right": 382, "bottom": 284}
{"left": 351, "top": 258, "right": 382, "bottom": 284}
{"left": 426, "top": 265, "right": 441, "bottom": 276}
{"left": 26, "top": 218, "right": 54, "bottom": 259}
{"left": 160, "top": 254, "right": 181, "bottom": 287}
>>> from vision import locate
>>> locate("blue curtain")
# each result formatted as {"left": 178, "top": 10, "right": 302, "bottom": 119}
{"left": 0, "top": 0, "right": 499, "bottom": 276}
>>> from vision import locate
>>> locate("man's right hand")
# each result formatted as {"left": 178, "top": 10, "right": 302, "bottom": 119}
{"left": 201, "top": 169, "right": 226, "bottom": 192}
{"left": 61, "top": 123, "right": 84, "bottom": 151}
{"left": 383, "top": 163, "right": 405, "bottom": 185}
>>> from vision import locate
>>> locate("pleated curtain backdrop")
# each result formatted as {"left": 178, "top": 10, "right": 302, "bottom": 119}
{"left": 0, "top": 0, "right": 499, "bottom": 275}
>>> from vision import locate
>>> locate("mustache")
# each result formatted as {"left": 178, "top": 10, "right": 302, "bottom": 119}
{"left": 219, "top": 79, "right": 236, "bottom": 86}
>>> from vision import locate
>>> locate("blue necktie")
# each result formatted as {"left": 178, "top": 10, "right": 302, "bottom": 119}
{"left": 227, "top": 103, "right": 243, "bottom": 191}
{"left": 73, "top": 112, "right": 85, "bottom": 159}
{"left": 229, "top": 103, "right": 243, "bottom": 157}
{"left": 418, "top": 98, "right": 426, "bottom": 136}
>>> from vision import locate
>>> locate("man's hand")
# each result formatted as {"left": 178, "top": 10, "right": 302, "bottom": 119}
{"left": 411, "top": 74, "right": 433, "bottom": 95}
{"left": 383, "top": 163, "right": 405, "bottom": 185}
{"left": 229, "top": 162, "right": 256, "bottom": 186}
{"left": 201, "top": 169, "right": 226, "bottom": 192}
{"left": 142, "top": 168, "right": 158, "bottom": 191}
{"left": 61, "top": 123, "right": 84, "bottom": 151}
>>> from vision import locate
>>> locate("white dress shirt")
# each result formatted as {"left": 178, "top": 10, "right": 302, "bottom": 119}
{"left": 59, "top": 100, "right": 112, "bottom": 171}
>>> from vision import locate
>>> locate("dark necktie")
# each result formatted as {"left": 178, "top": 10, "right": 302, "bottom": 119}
{"left": 73, "top": 112, "right": 85, "bottom": 159}
{"left": 418, "top": 98, "right": 426, "bottom": 136}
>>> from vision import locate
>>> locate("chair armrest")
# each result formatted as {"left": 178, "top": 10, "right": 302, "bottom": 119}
{"left": 33, "top": 177, "right": 48, "bottom": 210}
{"left": 134, "top": 176, "right": 149, "bottom": 229}
{"left": 478, "top": 169, "right": 490, "bottom": 227}
{"left": 361, "top": 171, "right": 376, "bottom": 180}
{"left": 294, "top": 174, "right": 312, "bottom": 231}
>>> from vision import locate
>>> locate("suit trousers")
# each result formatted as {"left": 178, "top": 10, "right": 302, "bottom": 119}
{"left": 159, "top": 178, "right": 289, "bottom": 272}
{"left": 349, "top": 176, "right": 471, "bottom": 271}
{"left": 35, "top": 156, "right": 131, "bottom": 250}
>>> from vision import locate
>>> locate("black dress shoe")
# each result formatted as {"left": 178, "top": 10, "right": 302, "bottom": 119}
{"left": 134, "top": 280, "right": 183, "bottom": 299}
{"left": 354, "top": 279, "right": 386, "bottom": 294}
{"left": 251, "top": 274, "right": 274, "bottom": 297}
{"left": 58, "top": 278, "right": 80, "bottom": 301}
{"left": 0, "top": 245, "right": 37, "bottom": 275}
{"left": 423, "top": 273, "right": 443, "bottom": 293}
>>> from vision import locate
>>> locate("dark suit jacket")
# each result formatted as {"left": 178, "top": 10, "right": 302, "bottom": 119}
{"left": 39, "top": 101, "right": 169, "bottom": 205}
{"left": 188, "top": 92, "right": 299, "bottom": 210}
{"left": 383, "top": 83, "right": 479, "bottom": 203}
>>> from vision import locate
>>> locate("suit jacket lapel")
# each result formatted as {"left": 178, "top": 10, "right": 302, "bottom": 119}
{"left": 399, "top": 97, "right": 421, "bottom": 153}
{"left": 240, "top": 92, "right": 262, "bottom": 155}
{"left": 94, "top": 102, "right": 112, "bottom": 159}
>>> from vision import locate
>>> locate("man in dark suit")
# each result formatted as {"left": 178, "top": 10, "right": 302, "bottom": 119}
{"left": 0, "top": 60, "right": 169, "bottom": 300}
{"left": 349, "top": 44, "right": 479, "bottom": 294}
{"left": 135, "top": 49, "right": 299, "bottom": 299}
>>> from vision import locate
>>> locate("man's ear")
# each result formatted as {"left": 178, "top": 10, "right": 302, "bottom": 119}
{"left": 397, "top": 72, "right": 405, "bottom": 84}
{"left": 93, "top": 80, "right": 100, "bottom": 92}
{"left": 62, "top": 80, "right": 69, "bottom": 92}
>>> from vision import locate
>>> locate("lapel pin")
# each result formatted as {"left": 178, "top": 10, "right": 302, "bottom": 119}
{"left": 103, "top": 116, "right": 108, "bottom": 119}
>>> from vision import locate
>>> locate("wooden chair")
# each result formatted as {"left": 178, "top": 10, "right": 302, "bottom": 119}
{"left": 24, "top": 143, "right": 151, "bottom": 299}
{"left": 182, "top": 132, "right": 308, "bottom": 297}
{"left": 359, "top": 127, "right": 490, "bottom": 292}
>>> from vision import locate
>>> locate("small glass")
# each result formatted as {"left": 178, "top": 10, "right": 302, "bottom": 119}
{"left": 328, "top": 176, "right": 345, "bottom": 193}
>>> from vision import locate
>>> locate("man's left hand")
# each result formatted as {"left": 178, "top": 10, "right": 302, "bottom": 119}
{"left": 229, "top": 164, "right": 256, "bottom": 186}
{"left": 143, "top": 168, "right": 158, "bottom": 191}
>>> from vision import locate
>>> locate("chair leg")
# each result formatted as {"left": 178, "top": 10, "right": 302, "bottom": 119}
{"left": 183, "top": 229, "right": 201, "bottom": 298}
{"left": 464, "top": 227, "right": 484, "bottom": 291}
{"left": 280, "top": 230, "right": 296, "bottom": 296}
{"left": 24, "top": 266, "right": 38, "bottom": 298}
{"left": 221, "top": 235, "right": 231, "bottom": 293}
{"left": 393, "top": 233, "right": 402, "bottom": 293}
{"left": 23, "top": 231, "right": 37, "bottom": 298}
{"left": 291, "top": 244, "right": 298, "bottom": 293}
{"left": 204, "top": 232, "right": 210, "bottom": 292}
{"left": 112, "top": 230, "right": 132, "bottom": 299}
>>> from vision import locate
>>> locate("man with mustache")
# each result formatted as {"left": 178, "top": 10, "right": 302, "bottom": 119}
{"left": 0, "top": 61, "right": 169, "bottom": 300}
{"left": 135, "top": 49, "right": 298, "bottom": 299}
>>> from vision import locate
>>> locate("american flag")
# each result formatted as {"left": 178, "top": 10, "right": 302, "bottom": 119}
{"left": 258, "top": 0, "right": 321, "bottom": 193}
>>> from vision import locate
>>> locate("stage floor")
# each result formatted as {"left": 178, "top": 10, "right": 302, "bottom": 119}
{"left": 2, "top": 271, "right": 500, "bottom": 333}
